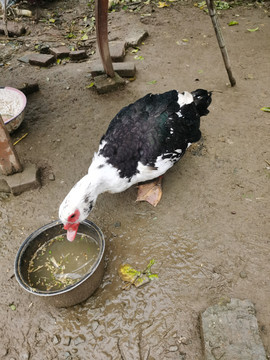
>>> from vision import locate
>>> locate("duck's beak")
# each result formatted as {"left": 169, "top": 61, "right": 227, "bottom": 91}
{"left": 64, "top": 222, "right": 79, "bottom": 242}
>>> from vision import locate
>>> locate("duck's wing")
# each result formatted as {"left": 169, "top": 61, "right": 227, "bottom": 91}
{"left": 99, "top": 90, "right": 201, "bottom": 179}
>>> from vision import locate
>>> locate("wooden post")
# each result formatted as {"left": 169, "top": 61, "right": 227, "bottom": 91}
{"left": 206, "top": 0, "right": 236, "bottom": 87}
{"left": 3, "top": 0, "right": 9, "bottom": 37}
{"left": 0, "top": 114, "right": 23, "bottom": 175}
{"left": 95, "top": 0, "right": 115, "bottom": 78}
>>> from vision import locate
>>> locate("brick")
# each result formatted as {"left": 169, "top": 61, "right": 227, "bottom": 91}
{"left": 109, "top": 41, "right": 126, "bottom": 62}
{"left": 125, "top": 29, "right": 149, "bottom": 47}
{"left": 50, "top": 46, "right": 70, "bottom": 59}
{"left": 69, "top": 50, "right": 87, "bottom": 61}
{"left": 2, "top": 163, "right": 40, "bottom": 195}
{"left": 28, "top": 54, "right": 55, "bottom": 67}
{"left": 91, "top": 62, "right": 136, "bottom": 78}
{"left": 94, "top": 73, "right": 125, "bottom": 94}
{"left": 200, "top": 298, "right": 267, "bottom": 360}
{"left": 0, "top": 20, "right": 26, "bottom": 37}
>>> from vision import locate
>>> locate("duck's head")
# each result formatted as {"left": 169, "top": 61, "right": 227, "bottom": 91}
{"left": 59, "top": 175, "right": 97, "bottom": 241}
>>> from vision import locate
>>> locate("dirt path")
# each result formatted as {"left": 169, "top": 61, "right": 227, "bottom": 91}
{"left": 0, "top": 1, "right": 270, "bottom": 359}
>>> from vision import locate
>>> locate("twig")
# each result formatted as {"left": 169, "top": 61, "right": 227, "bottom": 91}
{"left": 206, "top": 0, "right": 236, "bottom": 87}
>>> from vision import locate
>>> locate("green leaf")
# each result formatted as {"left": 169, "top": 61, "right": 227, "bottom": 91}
{"left": 86, "top": 82, "right": 95, "bottom": 89}
{"left": 9, "top": 304, "right": 16, "bottom": 311}
{"left": 134, "top": 55, "right": 144, "bottom": 60}
{"left": 247, "top": 27, "right": 259, "bottom": 32}
{"left": 49, "top": 18, "right": 55, "bottom": 23}
{"left": 81, "top": 33, "right": 88, "bottom": 41}
{"left": 228, "top": 21, "right": 238, "bottom": 26}
{"left": 147, "top": 80, "right": 157, "bottom": 85}
{"left": 261, "top": 107, "right": 270, "bottom": 112}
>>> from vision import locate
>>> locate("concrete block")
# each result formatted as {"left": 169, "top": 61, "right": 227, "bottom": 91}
{"left": 50, "top": 46, "right": 70, "bottom": 59}
{"left": 200, "top": 298, "right": 267, "bottom": 360}
{"left": 17, "top": 54, "right": 31, "bottom": 64}
{"left": 70, "top": 50, "right": 87, "bottom": 61}
{"left": 1, "top": 163, "right": 40, "bottom": 195}
{"left": 125, "top": 29, "right": 149, "bottom": 47}
{"left": 91, "top": 62, "right": 136, "bottom": 78}
{"left": 0, "top": 178, "right": 10, "bottom": 193}
{"left": 28, "top": 54, "right": 55, "bottom": 67}
{"left": 94, "top": 73, "right": 125, "bottom": 94}
{"left": 109, "top": 41, "right": 126, "bottom": 62}
{"left": 0, "top": 20, "right": 26, "bottom": 37}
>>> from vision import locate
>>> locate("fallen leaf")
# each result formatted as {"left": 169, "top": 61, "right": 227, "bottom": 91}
{"left": 136, "top": 177, "right": 162, "bottom": 207}
{"left": 147, "top": 80, "right": 157, "bottom": 85}
{"left": 157, "top": 1, "right": 169, "bottom": 7}
{"left": 86, "top": 82, "right": 95, "bottom": 89}
{"left": 261, "top": 107, "right": 270, "bottom": 112}
{"left": 247, "top": 27, "right": 259, "bottom": 32}
{"left": 9, "top": 304, "right": 16, "bottom": 311}
{"left": 81, "top": 33, "right": 88, "bottom": 41}
{"left": 228, "top": 21, "right": 239, "bottom": 26}
{"left": 118, "top": 264, "right": 140, "bottom": 283}
{"left": 134, "top": 55, "right": 144, "bottom": 60}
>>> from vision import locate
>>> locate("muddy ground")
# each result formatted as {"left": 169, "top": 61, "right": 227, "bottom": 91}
{"left": 0, "top": 0, "right": 270, "bottom": 359}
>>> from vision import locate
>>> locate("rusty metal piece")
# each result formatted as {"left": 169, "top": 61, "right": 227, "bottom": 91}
{"left": 0, "top": 114, "right": 23, "bottom": 175}
{"left": 95, "top": 0, "right": 115, "bottom": 78}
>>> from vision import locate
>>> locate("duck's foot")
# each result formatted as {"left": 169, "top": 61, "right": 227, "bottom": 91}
{"left": 136, "top": 177, "right": 163, "bottom": 207}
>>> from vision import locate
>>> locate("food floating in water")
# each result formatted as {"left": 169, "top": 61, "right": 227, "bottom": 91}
{"left": 118, "top": 259, "right": 158, "bottom": 289}
{"left": 28, "top": 234, "right": 100, "bottom": 291}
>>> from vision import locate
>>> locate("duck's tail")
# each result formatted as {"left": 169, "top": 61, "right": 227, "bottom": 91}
{"left": 191, "top": 89, "right": 212, "bottom": 117}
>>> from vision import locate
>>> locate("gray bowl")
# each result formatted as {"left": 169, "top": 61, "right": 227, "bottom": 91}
{"left": 15, "top": 220, "right": 105, "bottom": 307}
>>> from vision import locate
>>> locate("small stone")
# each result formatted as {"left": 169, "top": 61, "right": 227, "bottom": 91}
{"left": 179, "top": 336, "right": 189, "bottom": 345}
{"left": 91, "top": 320, "right": 99, "bottom": 331}
{"left": 73, "top": 335, "right": 85, "bottom": 346}
{"left": 52, "top": 334, "right": 61, "bottom": 345}
{"left": 48, "top": 173, "right": 55, "bottom": 181}
{"left": 114, "top": 221, "right": 121, "bottom": 228}
{"left": 239, "top": 271, "right": 247, "bottom": 279}
{"left": 64, "top": 351, "right": 72, "bottom": 359}
{"left": 63, "top": 336, "right": 71, "bottom": 346}
{"left": 169, "top": 345, "right": 178, "bottom": 352}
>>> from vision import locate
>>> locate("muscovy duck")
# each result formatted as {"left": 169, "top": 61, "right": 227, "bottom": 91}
{"left": 59, "top": 89, "right": 212, "bottom": 241}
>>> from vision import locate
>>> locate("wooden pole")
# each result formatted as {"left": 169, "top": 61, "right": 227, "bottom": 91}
{"left": 206, "top": 0, "right": 236, "bottom": 87}
{"left": 95, "top": 0, "right": 115, "bottom": 78}
{"left": 3, "top": 0, "right": 9, "bottom": 36}
{"left": 0, "top": 114, "right": 23, "bottom": 175}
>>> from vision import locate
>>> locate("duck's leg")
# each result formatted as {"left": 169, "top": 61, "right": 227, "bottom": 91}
{"left": 136, "top": 176, "right": 163, "bottom": 207}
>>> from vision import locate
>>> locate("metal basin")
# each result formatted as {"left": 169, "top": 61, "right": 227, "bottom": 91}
{"left": 14, "top": 220, "right": 105, "bottom": 307}
{"left": 0, "top": 86, "right": 27, "bottom": 133}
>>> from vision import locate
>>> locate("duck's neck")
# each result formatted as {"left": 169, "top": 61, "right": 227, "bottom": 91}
{"left": 87, "top": 153, "right": 129, "bottom": 195}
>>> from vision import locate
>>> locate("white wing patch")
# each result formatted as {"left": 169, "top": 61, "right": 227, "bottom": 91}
{"left": 177, "top": 91, "right": 193, "bottom": 107}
